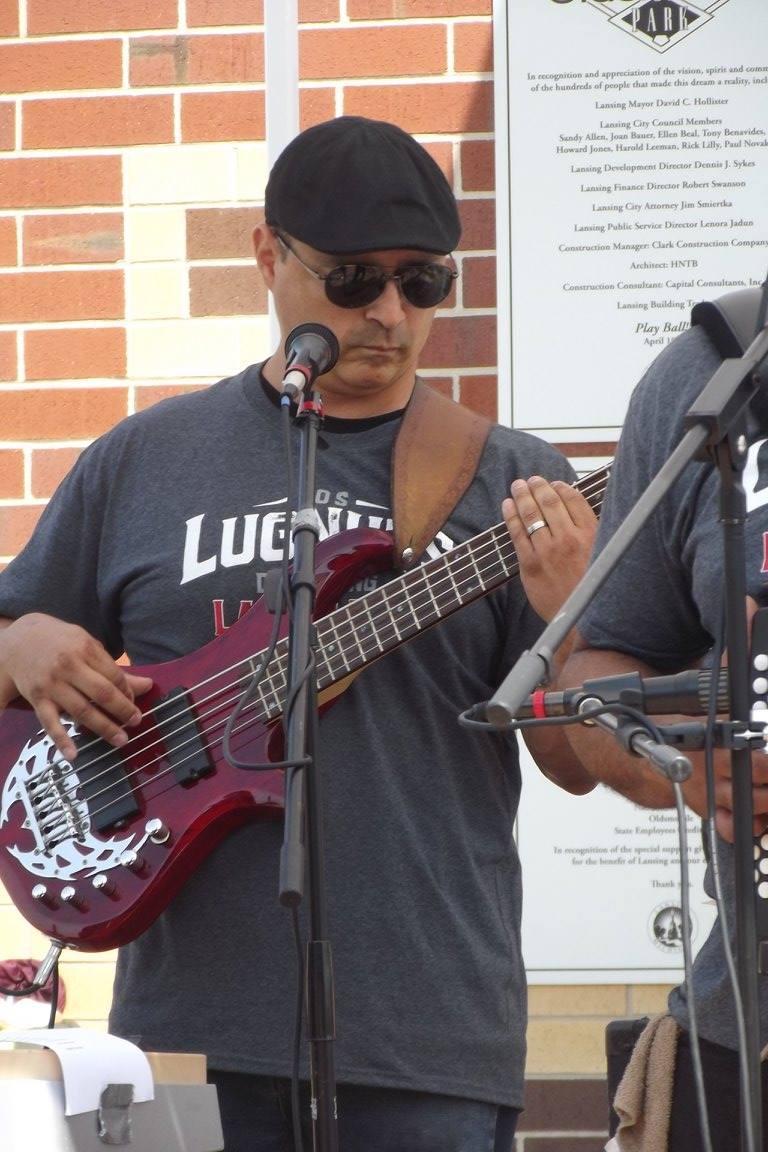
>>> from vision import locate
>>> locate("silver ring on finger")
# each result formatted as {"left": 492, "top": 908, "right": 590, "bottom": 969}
{"left": 526, "top": 518, "right": 547, "bottom": 537}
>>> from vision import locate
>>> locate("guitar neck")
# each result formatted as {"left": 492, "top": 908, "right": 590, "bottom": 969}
{"left": 259, "top": 464, "right": 611, "bottom": 708}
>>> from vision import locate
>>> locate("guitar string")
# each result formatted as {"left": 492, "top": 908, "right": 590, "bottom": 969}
{"left": 30, "top": 472, "right": 610, "bottom": 835}
{"left": 33, "top": 471, "right": 610, "bottom": 837}
{"left": 58, "top": 465, "right": 604, "bottom": 767}
{"left": 34, "top": 517, "right": 542, "bottom": 834}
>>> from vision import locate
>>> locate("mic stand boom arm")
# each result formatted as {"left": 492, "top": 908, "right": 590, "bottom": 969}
{"left": 487, "top": 321, "right": 768, "bottom": 1152}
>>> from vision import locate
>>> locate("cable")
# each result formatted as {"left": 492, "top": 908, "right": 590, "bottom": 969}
{"left": 701, "top": 599, "right": 756, "bottom": 1152}
{"left": 222, "top": 400, "right": 311, "bottom": 773}
{"left": 0, "top": 980, "right": 38, "bottom": 998}
{"left": 672, "top": 781, "right": 714, "bottom": 1152}
{"left": 47, "top": 964, "right": 59, "bottom": 1029}
{"left": 290, "top": 906, "right": 306, "bottom": 1152}
{"left": 460, "top": 691, "right": 718, "bottom": 1142}
{"left": 0, "top": 958, "right": 61, "bottom": 1029}
{"left": 459, "top": 699, "right": 668, "bottom": 742}
{"left": 281, "top": 395, "right": 310, "bottom": 1151}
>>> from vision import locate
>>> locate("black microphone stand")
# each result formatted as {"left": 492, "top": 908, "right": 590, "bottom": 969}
{"left": 487, "top": 320, "right": 768, "bottom": 1151}
{"left": 279, "top": 387, "right": 338, "bottom": 1152}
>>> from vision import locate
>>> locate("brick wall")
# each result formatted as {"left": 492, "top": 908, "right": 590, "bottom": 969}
{"left": 0, "top": 2, "right": 656, "bottom": 1143}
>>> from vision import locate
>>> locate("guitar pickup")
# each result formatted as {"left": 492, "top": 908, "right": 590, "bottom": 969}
{"left": 75, "top": 737, "right": 139, "bottom": 834}
{"left": 157, "top": 687, "right": 212, "bottom": 784}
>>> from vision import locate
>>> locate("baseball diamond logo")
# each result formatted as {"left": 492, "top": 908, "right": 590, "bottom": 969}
{"left": 551, "top": 0, "right": 730, "bottom": 53}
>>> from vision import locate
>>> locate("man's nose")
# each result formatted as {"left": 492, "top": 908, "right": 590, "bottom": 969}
{"left": 363, "top": 277, "right": 406, "bottom": 328}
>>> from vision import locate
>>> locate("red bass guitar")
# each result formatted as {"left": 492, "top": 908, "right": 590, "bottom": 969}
{"left": 0, "top": 466, "right": 609, "bottom": 951}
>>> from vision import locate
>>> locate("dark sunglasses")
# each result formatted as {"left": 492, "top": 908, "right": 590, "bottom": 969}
{"left": 275, "top": 232, "right": 457, "bottom": 310}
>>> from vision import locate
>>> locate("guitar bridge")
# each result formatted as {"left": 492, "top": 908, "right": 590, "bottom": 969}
{"left": 29, "top": 736, "right": 139, "bottom": 847}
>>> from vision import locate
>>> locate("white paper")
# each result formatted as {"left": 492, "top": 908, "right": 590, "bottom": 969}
{"left": 0, "top": 1028, "right": 154, "bottom": 1116}
{"left": 501, "top": 0, "right": 768, "bottom": 432}
{"left": 518, "top": 746, "right": 716, "bottom": 983}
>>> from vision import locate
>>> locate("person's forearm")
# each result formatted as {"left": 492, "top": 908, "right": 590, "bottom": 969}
{"left": 0, "top": 616, "right": 18, "bottom": 707}
{"left": 521, "top": 631, "right": 598, "bottom": 795}
{"left": 559, "top": 645, "right": 682, "bottom": 810}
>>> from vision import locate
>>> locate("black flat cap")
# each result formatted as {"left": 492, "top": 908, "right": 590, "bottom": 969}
{"left": 264, "top": 116, "right": 461, "bottom": 256}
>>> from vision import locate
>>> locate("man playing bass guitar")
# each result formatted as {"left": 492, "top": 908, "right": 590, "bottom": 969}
{"left": 0, "top": 118, "right": 597, "bottom": 1152}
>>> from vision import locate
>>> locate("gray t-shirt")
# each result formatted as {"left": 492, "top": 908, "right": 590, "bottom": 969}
{"left": 0, "top": 365, "right": 575, "bottom": 1108}
{"left": 579, "top": 323, "right": 768, "bottom": 1049}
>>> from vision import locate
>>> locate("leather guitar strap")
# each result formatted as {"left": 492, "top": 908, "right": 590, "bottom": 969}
{"left": 391, "top": 378, "right": 492, "bottom": 571}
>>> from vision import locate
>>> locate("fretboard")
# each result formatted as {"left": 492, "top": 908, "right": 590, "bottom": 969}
{"left": 255, "top": 464, "right": 611, "bottom": 717}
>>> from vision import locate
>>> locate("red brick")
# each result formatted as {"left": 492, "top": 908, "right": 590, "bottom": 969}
{"left": 0, "top": 217, "right": 16, "bottom": 266}
{"left": 423, "top": 140, "right": 454, "bottom": 188}
{"left": 424, "top": 376, "right": 451, "bottom": 397}
{"left": 300, "top": 88, "right": 336, "bottom": 129}
{"left": 187, "top": 0, "right": 263, "bottom": 24}
{"left": 458, "top": 373, "right": 497, "bottom": 420}
{"left": 0, "top": 330, "right": 17, "bottom": 380}
{"left": 181, "top": 91, "right": 265, "bottom": 144}
{"left": 0, "top": 157, "right": 122, "bottom": 209}
{"left": 23, "top": 213, "right": 123, "bottom": 266}
{"left": 457, "top": 198, "right": 495, "bottom": 251}
{"left": 189, "top": 265, "right": 266, "bottom": 316}
{"left": 25, "top": 327, "right": 127, "bottom": 381}
{"left": 0, "top": 1, "right": 19, "bottom": 35}
{"left": 23, "top": 96, "right": 174, "bottom": 150}
{"left": 27, "top": 0, "right": 178, "bottom": 34}
{"left": 300, "top": 0, "right": 339, "bottom": 18}
{"left": 0, "top": 40, "right": 122, "bottom": 93}
{"left": 349, "top": 0, "right": 490, "bottom": 16}
{"left": 134, "top": 382, "right": 210, "bottom": 410}
{"left": 185, "top": 0, "right": 337, "bottom": 21}
{"left": 301, "top": 26, "right": 446, "bottom": 79}
{"left": 462, "top": 255, "right": 496, "bottom": 308}
{"left": 0, "top": 388, "right": 128, "bottom": 440}
{"left": 0, "top": 270, "right": 124, "bottom": 323}
{"left": 421, "top": 314, "right": 496, "bottom": 369}
{"left": 0, "top": 506, "right": 44, "bottom": 558}
{"left": 0, "top": 450, "right": 24, "bottom": 499}
{"left": 186, "top": 208, "right": 256, "bottom": 260}
{"left": 343, "top": 81, "right": 493, "bottom": 133}
{"left": 454, "top": 21, "right": 493, "bottom": 73}
{"left": 461, "top": 139, "right": 494, "bottom": 192}
{"left": 31, "top": 447, "right": 83, "bottom": 499}
{"left": 0, "top": 103, "right": 15, "bottom": 152}
{"left": 130, "top": 33, "right": 263, "bottom": 87}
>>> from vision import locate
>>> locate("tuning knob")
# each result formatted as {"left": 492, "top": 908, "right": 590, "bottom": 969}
{"left": 60, "top": 886, "right": 86, "bottom": 910}
{"left": 119, "top": 849, "right": 147, "bottom": 875}
{"left": 32, "top": 883, "right": 58, "bottom": 909}
{"left": 145, "top": 818, "right": 171, "bottom": 845}
{"left": 92, "top": 874, "right": 119, "bottom": 898}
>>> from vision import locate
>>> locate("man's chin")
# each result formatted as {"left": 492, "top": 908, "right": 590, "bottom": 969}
{"left": 339, "top": 357, "right": 403, "bottom": 386}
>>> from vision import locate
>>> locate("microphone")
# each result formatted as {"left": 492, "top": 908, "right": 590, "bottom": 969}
{"left": 281, "top": 322, "right": 340, "bottom": 400}
{"left": 514, "top": 667, "right": 731, "bottom": 720}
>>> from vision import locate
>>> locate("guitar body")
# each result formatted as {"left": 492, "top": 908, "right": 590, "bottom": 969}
{"left": 0, "top": 528, "right": 394, "bottom": 952}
